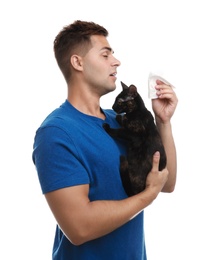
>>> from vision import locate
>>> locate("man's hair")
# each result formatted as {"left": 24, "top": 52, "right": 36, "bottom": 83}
{"left": 54, "top": 20, "right": 108, "bottom": 82}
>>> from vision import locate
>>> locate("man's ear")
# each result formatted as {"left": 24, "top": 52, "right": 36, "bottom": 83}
{"left": 70, "top": 55, "right": 83, "bottom": 71}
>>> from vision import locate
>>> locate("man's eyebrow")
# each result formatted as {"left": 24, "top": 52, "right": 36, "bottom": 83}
{"left": 101, "top": 47, "right": 114, "bottom": 53}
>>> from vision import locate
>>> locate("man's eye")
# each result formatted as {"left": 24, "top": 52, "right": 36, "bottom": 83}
{"left": 103, "top": 55, "right": 108, "bottom": 58}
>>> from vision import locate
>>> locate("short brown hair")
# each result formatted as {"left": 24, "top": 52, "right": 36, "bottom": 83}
{"left": 54, "top": 20, "right": 108, "bottom": 82}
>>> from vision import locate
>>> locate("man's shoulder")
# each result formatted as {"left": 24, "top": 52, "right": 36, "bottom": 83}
{"left": 39, "top": 100, "right": 75, "bottom": 128}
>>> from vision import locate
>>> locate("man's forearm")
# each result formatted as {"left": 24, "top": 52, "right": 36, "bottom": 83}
{"left": 156, "top": 120, "right": 177, "bottom": 192}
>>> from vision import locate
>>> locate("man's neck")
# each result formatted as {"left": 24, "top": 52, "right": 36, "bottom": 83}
{"left": 67, "top": 89, "right": 105, "bottom": 120}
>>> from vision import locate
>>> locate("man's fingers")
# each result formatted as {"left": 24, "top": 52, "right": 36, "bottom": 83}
{"left": 152, "top": 151, "right": 160, "bottom": 171}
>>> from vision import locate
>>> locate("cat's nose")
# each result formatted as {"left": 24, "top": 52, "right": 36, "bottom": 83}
{"left": 112, "top": 104, "right": 116, "bottom": 111}
{"left": 112, "top": 104, "right": 120, "bottom": 113}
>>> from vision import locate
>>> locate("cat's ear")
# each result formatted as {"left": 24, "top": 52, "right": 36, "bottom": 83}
{"left": 121, "top": 81, "right": 128, "bottom": 90}
{"left": 70, "top": 55, "right": 83, "bottom": 71}
{"left": 129, "top": 85, "right": 137, "bottom": 94}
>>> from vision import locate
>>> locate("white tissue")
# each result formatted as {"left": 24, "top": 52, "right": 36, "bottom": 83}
{"left": 148, "top": 73, "right": 175, "bottom": 99}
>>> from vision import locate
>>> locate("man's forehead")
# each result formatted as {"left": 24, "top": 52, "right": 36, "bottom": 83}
{"left": 90, "top": 35, "right": 114, "bottom": 53}
{"left": 100, "top": 46, "right": 114, "bottom": 53}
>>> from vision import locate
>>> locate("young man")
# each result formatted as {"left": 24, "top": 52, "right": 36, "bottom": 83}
{"left": 32, "top": 20, "right": 178, "bottom": 259}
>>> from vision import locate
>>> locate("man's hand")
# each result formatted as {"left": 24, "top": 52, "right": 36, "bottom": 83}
{"left": 152, "top": 80, "right": 178, "bottom": 124}
{"left": 145, "top": 151, "right": 169, "bottom": 196}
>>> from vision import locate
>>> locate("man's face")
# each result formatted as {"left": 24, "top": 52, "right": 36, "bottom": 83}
{"left": 82, "top": 35, "right": 121, "bottom": 96}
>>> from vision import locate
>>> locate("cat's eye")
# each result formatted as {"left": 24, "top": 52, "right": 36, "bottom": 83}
{"left": 118, "top": 99, "right": 123, "bottom": 105}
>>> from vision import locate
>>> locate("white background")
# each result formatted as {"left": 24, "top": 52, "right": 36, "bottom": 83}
{"left": 1, "top": 0, "right": 201, "bottom": 259}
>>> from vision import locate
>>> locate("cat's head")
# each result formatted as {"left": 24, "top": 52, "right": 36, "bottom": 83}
{"left": 112, "top": 81, "right": 138, "bottom": 113}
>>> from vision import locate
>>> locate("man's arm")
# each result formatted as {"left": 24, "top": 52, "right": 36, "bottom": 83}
{"left": 152, "top": 80, "right": 178, "bottom": 192}
{"left": 45, "top": 152, "right": 168, "bottom": 246}
{"left": 156, "top": 121, "right": 177, "bottom": 192}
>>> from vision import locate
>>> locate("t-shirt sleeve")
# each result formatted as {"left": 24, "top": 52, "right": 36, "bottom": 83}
{"left": 32, "top": 126, "right": 90, "bottom": 194}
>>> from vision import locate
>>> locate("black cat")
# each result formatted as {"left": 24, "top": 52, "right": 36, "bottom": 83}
{"left": 103, "top": 81, "right": 167, "bottom": 196}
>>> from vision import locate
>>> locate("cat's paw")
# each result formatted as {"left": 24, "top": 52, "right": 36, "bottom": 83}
{"left": 103, "top": 123, "right": 110, "bottom": 131}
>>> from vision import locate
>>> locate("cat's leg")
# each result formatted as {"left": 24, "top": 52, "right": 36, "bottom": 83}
{"left": 102, "top": 123, "right": 128, "bottom": 139}
{"left": 158, "top": 144, "right": 167, "bottom": 170}
{"left": 102, "top": 123, "right": 110, "bottom": 131}
{"left": 102, "top": 123, "right": 119, "bottom": 137}
{"left": 147, "top": 130, "right": 167, "bottom": 171}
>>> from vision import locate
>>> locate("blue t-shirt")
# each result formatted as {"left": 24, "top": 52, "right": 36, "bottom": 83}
{"left": 32, "top": 100, "right": 147, "bottom": 260}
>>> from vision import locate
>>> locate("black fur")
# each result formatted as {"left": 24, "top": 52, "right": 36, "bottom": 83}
{"left": 103, "top": 81, "right": 167, "bottom": 196}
